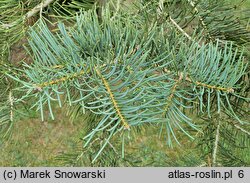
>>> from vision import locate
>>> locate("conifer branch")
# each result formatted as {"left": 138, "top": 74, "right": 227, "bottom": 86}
{"left": 163, "top": 72, "right": 183, "bottom": 115}
{"left": 8, "top": 90, "right": 14, "bottom": 123}
{"left": 37, "top": 63, "right": 235, "bottom": 94}
{"left": 212, "top": 120, "right": 221, "bottom": 166}
{"left": 26, "top": 0, "right": 55, "bottom": 19}
{"left": 157, "top": 0, "right": 200, "bottom": 45}
{"left": 3, "top": 5, "right": 248, "bottom": 164}
{"left": 164, "top": 69, "right": 235, "bottom": 93}
{"left": 23, "top": 46, "right": 237, "bottom": 99}
{"left": 0, "top": 88, "right": 14, "bottom": 139}
{"left": 34, "top": 70, "right": 86, "bottom": 89}
{"left": 1, "top": 0, "right": 55, "bottom": 29}
{"left": 192, "top": 81, "right": 234, "bottom": 93}
{"left": 233, "top": 123, "right": 250, "bottom": 136}
{"left": 169, "top": 16, "right": 193, "bottom": 42}
{"left": 95, "top": 67, "right": 130, "bottom": 130}
{"left": 187, "top": 0, "right": 213, "bottom": 41}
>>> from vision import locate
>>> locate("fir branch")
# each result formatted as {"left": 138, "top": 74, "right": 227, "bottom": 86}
{"left": 95, "top": 67, "right": 130, "bottom": 130}
{"left": 34, "top": 70, "right": 86, "bottom": 89}
{"left": 186, "top": 0, "right": 227, "bottom": 45}
{"left": 8, "top": 90, "right": 14, "bottom": 123}
{"left": 164, "top": 69, "right": 235, "bottom": 93}
{"left": 0, "top": 83, "right": 14, "bottom": 140}
{"left": 232, "top": 123, "right": 250, "bottom": 136}
{"left": 212, "top": 120, "right": 221, "bottom": 166}
{"left": 193, "top": 81, "right": 234, "bottom": 93}
{"left": 163, "top": 72, "right": 183, "bottom": 114}
{"left": 169, "top": 16, "right": 193, "bottom": 43}
{"left": 157, "top": 0, "right": 201, "bottom": 46}
{"left": 26, "top": 0, "right": 55, "bottom": 19}
{"left": 187, "top": 0, "right": 213, "bottom": 41}
{"left": 4, "top": 5, "right": 249, "bottom": 163}
{"left": 1, "top": 0, "right": 55, "bottom": 29}
{"left": 35, "top": 62, "right": 235, "bottom": 94}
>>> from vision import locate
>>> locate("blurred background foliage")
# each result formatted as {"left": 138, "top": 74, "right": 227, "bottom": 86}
{"left": 0, "top": 0, "right": 249, "bottom": 166}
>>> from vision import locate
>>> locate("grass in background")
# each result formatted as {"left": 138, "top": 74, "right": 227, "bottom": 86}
{"left": 0, "top": 109, "right": 201, "bottom": 166}
{"left": 0, "top": 0, "right": 249, "bottom": 166}
{"left": 0, "top": 108, "right": 83, "bottom": 166}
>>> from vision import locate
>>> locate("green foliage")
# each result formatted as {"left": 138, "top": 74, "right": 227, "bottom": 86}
{"left": 0, "top": 79, "right": 13, "bottom": 140}
{"left": 0, "top": 0, "right": 250, "bottom": 166}
{"left": 0, "top": 0, "right": 97, "bottom": 62}
{"left": 0, "top": 0, "right": 98, "bottom": 143}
